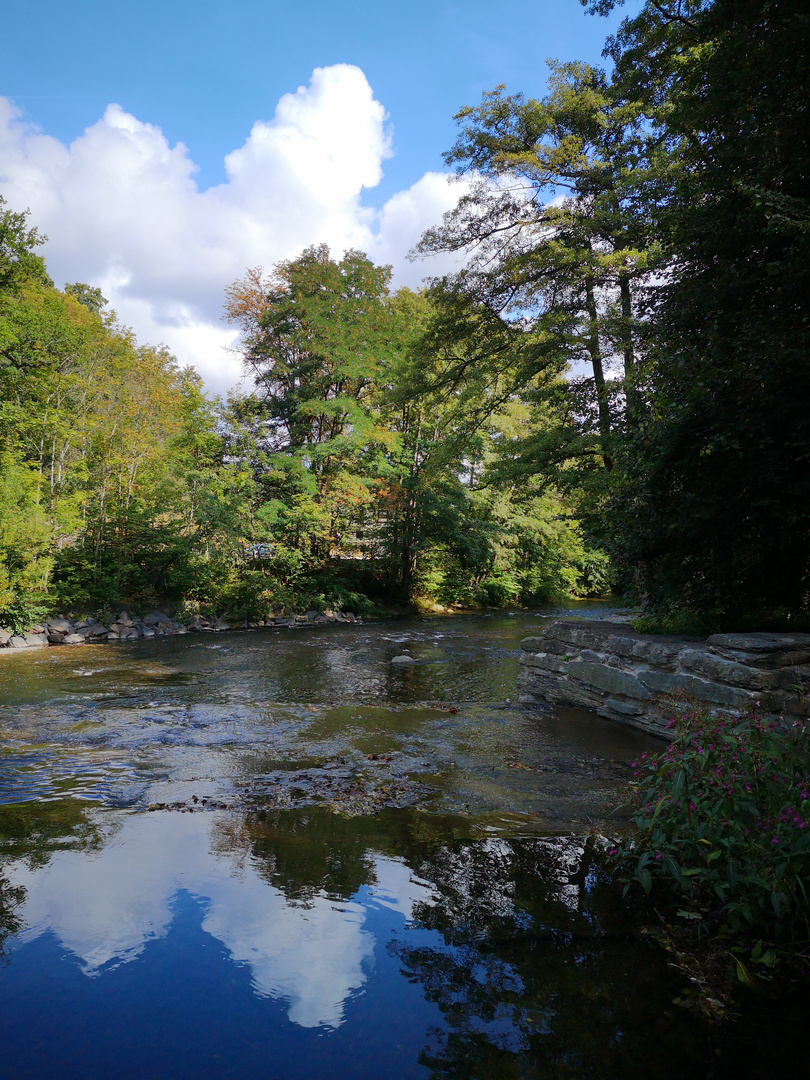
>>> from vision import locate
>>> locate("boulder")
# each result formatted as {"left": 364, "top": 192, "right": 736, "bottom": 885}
{"left": 637, "top": 668, "right": 754, "bottom": 710}
{"left": 391, "top": 654, "right": 417, "bottom": 665}
{"left": 143, "top": 610, "right": 172, "bottom": 626}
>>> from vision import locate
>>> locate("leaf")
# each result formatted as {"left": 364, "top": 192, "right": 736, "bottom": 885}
{"left": 676, "top": 909, "right": 703, "bottom": 921}
{"left": 734, "top": 957, "right": 752, "bottom": 985}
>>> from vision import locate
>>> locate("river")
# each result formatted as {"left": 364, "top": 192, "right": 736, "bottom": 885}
{"left": 0, "top": 609, "right": 803, "bottom": 1078}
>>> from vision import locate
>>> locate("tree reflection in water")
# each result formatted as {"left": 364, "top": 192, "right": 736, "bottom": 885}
{"left": 0, "top": 873, "right": 24, "bottom": 961}
{"left": 392, "top": 835, "right": 711, "bottom": 1080}
{"left": 213, "top": 809, "right": 712, "bottom": 1076}
{"left": 211, "top": 805, "right": 475, "bottom": 904}
{"left": 1, "top": 801, "right": 801, "bottom": 1078}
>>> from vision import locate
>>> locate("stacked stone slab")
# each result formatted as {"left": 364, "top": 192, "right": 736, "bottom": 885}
{"left": 519, "top": 620, "right": 810, "bottom": 739}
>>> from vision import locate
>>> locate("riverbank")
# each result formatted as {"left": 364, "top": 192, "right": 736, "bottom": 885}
{"left": 0, "top": 607, "right": 363, "bottom": 651}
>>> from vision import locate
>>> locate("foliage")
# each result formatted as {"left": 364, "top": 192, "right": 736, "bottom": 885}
{"left": 612, "top": 708, "right": 810, "bottom": 953}
{"left": 414, "top": 59, "right": 661, "bottom": 475}
{"left": 0, "top": 195, "right": 50, "bottom": 295}
{"left": 0, "top": 198, "right": 607, "bottom": 623}
{"left": 0, "top": 454, "right": 53, "bottom": 628}
{"left": 224, "top": 247, "right": 593, "bottom": 612}
{"left": 592, "top": 0, "right": 810, "bottom": 626}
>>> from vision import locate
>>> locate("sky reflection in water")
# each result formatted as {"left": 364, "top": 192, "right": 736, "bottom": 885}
{"left": 2, "top": 612, "right": 800, "bottom": 1078}
{"left": 5, "top": 811, "right": 432, "bottom": 1030}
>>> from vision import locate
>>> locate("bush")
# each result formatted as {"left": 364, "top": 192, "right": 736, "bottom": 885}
{"left": 612, "top": 708, "right": 810, "bottom": 949}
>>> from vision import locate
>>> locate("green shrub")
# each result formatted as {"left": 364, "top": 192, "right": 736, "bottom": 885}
{"left": 611, "top": 707, "right": 810, "bottom": 948}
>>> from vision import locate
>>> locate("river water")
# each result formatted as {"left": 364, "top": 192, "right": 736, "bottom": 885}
{"left": 0, "top": 610, "right": 803, "bottom": 1078}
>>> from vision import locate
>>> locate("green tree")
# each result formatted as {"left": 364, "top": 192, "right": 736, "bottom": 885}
{"left": 0, "top": 196, "right": 50, "bottom": 298}
{"left": 64, "top": 282, "right": 108, "bottom": 316}
{"left": 414, "top": 61, "right": 661, "bottom": 470}
{"left": 588, "top": 0, "right": 810, "bottom": 625}
{"left": 225, "top": 246, "right": 397, "bottom": 566}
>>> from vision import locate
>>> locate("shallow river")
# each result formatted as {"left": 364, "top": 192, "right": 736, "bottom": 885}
{"left": 0, "top": 610, "right": 803, "bottom": 1078}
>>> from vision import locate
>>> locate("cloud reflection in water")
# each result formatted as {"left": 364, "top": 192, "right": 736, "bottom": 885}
{"left": 5, "top": 811, "right": 432, "bottom": 1029}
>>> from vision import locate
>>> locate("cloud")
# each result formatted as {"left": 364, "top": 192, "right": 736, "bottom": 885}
{"left": 0, "top": 66, "right": 469, "bottom": 396}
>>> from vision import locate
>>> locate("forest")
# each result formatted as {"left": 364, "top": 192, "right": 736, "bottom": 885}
{"left": 1, "top": 0, "right": 808, "bottom": 634}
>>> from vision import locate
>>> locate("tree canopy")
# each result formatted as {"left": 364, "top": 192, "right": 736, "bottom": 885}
{"left": 2, "top": 0, "right": 805, "bottom": 630}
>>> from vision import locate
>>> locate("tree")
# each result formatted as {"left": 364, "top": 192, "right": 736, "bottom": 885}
{"left": 0, "top": 196, "right": 50, "bottom": 298}
{"left": 414, "top": 61, "right": 662, "bottom": 471}
{"left": 225, "top": 245, "right": 397, "bottom": 564}
{"left": 64, "top": 282, "right": 108, "bottom": 316}
{"left": 588, "top": 0, "right": 810, "bottom": 624}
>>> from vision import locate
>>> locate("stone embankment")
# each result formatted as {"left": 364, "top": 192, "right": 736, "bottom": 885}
{"left": 0, "top": 608, "right": 361, "bottom": 651}
{"left": 519, "top": 620, "right": 810, "bottom": 739}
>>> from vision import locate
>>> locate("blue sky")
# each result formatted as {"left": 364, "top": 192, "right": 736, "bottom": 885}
{"left": 1, "top": 0, "right": 636, "bottom": 392}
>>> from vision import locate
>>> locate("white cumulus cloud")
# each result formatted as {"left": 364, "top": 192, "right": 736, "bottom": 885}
{"left": 0, "top": 66, "right": 469, "bottom": 396}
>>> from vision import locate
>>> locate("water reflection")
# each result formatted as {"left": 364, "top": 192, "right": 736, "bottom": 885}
{"left": 3, "top": 809, "right": 435, "bottom": 1030}
{"left": 0, "top": 802, "right": 806, "bottom": 1078}
{"left": 2, "top": 612, "right": 799, "bottom": 1077}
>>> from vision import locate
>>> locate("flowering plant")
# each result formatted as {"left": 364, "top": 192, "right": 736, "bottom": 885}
{"left": 612, "top": 707, "right": 810, "bottom": 946}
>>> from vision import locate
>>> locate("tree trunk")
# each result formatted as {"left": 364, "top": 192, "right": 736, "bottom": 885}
{"left": 584, "top": 273, "right": 613, "bottom": 471}
{"left": 619, "top": 271, "right": 641, "bottom": 425}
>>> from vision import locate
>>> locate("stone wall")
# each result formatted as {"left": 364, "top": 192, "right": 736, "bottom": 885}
{"left": 519, "top": 620, "right": 810, "bottom": 739}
